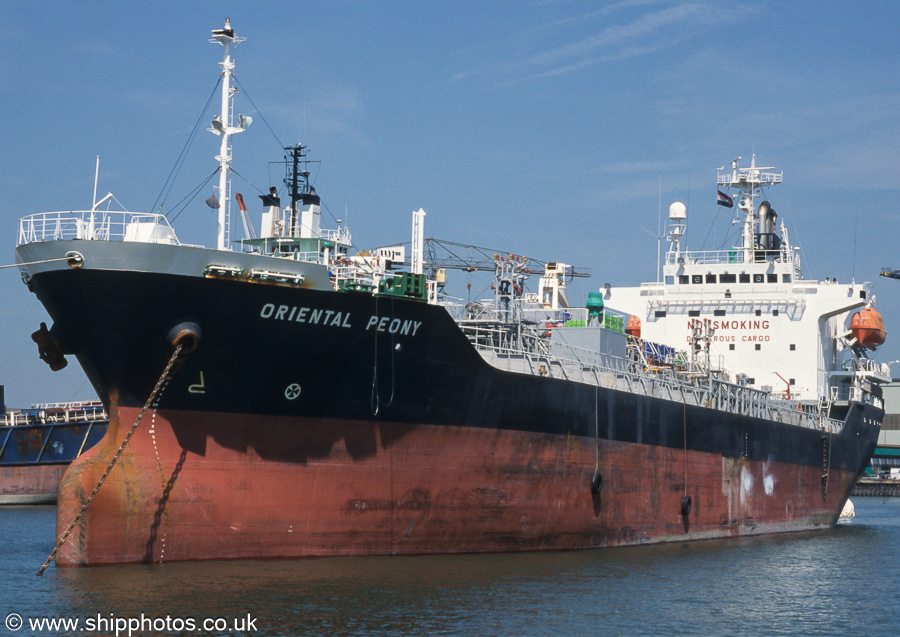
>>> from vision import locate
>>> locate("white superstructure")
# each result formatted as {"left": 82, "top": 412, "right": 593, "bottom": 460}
{"left": 608, "top": 155, "right": 890, "bottom": 402}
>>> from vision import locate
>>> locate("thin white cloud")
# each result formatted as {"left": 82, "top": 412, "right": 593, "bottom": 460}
{"left": 454, "top": 1, "right": 747, "bottom": 87}
{"left": 521, "top": 0, "right": 668, "bottom": 36}
{"left": 652, "top": 45, "right": 900, "bottom": 190}
{"left": 524, "top": 3, "right": 702, "bottom": 68}
{"left": 503, "top": 38, "right": 683, "bottom": 86}
{"left": 263, "top": 81, "right": 370, "bottom": 148}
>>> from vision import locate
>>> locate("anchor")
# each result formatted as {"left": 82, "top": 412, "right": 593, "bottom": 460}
{"left": 31, "top": 322, "right": 67, "bottom": 371}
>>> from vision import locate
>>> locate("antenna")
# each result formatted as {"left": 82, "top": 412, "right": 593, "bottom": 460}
{"left": 92, "top": 156, "right": 100, "bottom": 210}
{"left": 657, "top": 175, "right": 662, "bottom": 283}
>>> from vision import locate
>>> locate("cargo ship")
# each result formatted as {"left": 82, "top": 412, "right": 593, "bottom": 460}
{"left": 15, "top": 20, "right": 889, "bottom": 566}
{"left": 0, "top": 397, "right": 108, "bottom": 505}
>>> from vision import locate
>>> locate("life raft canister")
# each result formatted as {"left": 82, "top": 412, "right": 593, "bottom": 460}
{"left": 849, "top": 307, "right": 886, "bottom": 350}
{"left": 626, "top": 315, "right": 641, "bottom": 339}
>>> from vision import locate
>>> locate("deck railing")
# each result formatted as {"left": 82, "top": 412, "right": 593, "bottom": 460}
{"left": 1, "top": 401, "right": 108, "bottom": 427}
{"left": 457, "top": 321, "right": 844, "bottom": 434}
{"left": 18, "top": 211, "right": 179, "bottom": 246}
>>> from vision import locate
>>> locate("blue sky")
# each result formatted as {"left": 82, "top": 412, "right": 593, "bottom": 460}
{"left": 1, "top": 1, "right": 898, "bottom": 407}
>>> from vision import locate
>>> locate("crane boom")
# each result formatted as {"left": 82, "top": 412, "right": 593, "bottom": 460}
{"left": 385, "top": 237, "right": 591, "bottom": 279}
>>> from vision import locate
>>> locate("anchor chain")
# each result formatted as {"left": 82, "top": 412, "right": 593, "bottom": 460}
{"left": 680, "top": 386, "right": 691, "bottom": 516}
{"left": 37, "top": 343, "right": 184, "bottom": 576}
{"left": 821, "top": 431, "right": 831, "bottom": 500}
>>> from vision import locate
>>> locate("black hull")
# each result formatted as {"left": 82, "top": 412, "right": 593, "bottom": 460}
{"left": 30, "top": 268, "right": 880, "bottom": 476}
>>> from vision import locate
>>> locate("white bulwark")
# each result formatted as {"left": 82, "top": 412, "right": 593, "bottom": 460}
{"left": 608, "top": 155, "right": 890, "bottom": 403}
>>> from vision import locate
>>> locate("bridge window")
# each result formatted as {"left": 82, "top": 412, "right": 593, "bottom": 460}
{"left": 720, "top": 273, "right": 736, "bottom": 283}
{"left": 740, "top": 274, "right": 751, "bottom": 283}
{"left": 706, "top": 274, "right": 717, "bottom": 283}
{"left": 767, "top": 274, "right": 777, "bottom": 283}
{"left": 679, "top": 275, "right": 689, "bottom": 284}
{"left": 688, "top": 310, "right": 700, "bottom": 317}
{"left": 782, "top": 274, "right": 792, "bottom": 283}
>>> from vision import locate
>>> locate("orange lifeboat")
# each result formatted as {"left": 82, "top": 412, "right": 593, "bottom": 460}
{"left": 626, "top": 315, "right": 641, "bottom": 339}
{"left": 849, "top": 307, "right": 886, "bottom": 350}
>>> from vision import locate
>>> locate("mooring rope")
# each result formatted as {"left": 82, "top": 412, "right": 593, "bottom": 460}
{"left": 37, "top": 343, "right": 184, "bottom": 576}
{"left": 371, "top": 293, "right": 380, "bottom": 416}
{"left": 594, "top": 385, "right": 599, "bottom": 472}
{"left": 680, "top": 386, "right": 688, "bottom": 496}
{"left": 0, "top": 256, "right": 75, "bottom": 270}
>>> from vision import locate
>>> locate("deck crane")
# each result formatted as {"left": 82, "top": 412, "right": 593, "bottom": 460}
{"left": 415, "top": 238, "right": 591, "bottom": 280}
{"left": 383, "top": 237, "right": 591, "bottom": 283}
{"left": 383, "top": 237, "right": 592, "bottom": 309}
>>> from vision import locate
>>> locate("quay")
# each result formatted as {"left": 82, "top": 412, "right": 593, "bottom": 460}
{"left": 853, "top": 479, "right": 900, "bottom": 497}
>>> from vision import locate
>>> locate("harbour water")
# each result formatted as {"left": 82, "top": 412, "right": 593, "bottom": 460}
{"left": 3, "top": 497, "right": 900, "bottom": 636}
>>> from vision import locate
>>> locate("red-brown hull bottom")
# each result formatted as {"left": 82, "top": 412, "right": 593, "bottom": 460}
{"left": 55, "top": 402, "right": 855, "bottom": 566}
{"left": 0, "top": 464, "right": 67, "bottom": 504}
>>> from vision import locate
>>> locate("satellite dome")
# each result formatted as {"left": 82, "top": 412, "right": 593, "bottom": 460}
{"left": 669, "top": 202, "right": 687, "bottom": 220}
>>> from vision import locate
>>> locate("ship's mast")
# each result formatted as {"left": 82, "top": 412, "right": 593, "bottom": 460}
{"left": 209, "top": 18, "right": 248, "bottom": 251}
{"left": 286, "top": 144, "right": 311, "bottom": 212}
{"left": 717, "top": 155, "right": 782, "bottom": 263}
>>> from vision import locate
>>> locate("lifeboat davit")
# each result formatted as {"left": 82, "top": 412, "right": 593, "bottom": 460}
{"left": 626, "top": 315, "right": 641, "bottom": 339}
{"left": 849, "top": 307, "right": 886, "bottom": 350}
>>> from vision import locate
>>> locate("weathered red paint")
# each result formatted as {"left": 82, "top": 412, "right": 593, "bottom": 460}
{"left": 54, "top": 394, "right": 856, "bottom": 566}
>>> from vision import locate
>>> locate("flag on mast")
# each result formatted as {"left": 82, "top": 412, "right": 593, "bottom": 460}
{"left": 716, "top": 190, "right": 734, "bottom": 208}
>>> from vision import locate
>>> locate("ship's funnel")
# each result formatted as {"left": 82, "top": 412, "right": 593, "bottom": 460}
{"left": 298, "top": 187, "right": 322, "bottom": 239}
{"left": 259, "top": 187, "right": 281, "bottom": 238}
{"left": 757, "top": 201, "right": 777, "bottom": 249}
